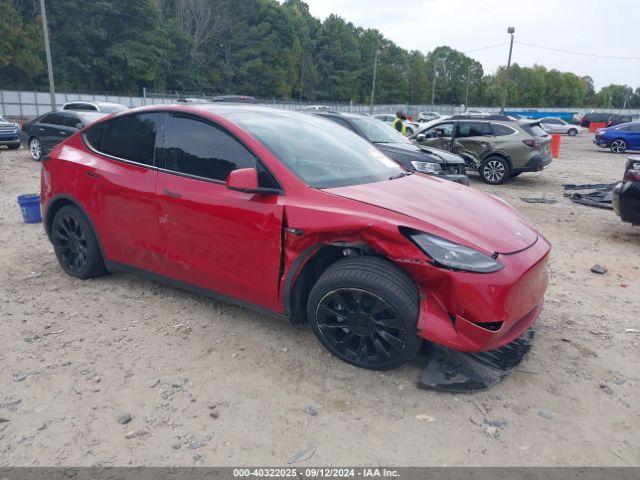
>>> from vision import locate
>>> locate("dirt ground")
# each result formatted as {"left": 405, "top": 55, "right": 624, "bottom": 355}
{"left": 0, "top": 134, "right": 638, "bottom": 467}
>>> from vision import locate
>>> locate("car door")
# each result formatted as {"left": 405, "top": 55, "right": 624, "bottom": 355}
{"left": 627, "top": 124, "right": 640, "bottom": 149}
{"left": 155, "top": 113, "right": 284, "bottom": 311}
{"left": 37, "top": 113, "right": 73, "bottom": 151}
{"left": 415, "top": 122, "right": 454, "bottom": 151}
{"left": 451, "top": 121, "right": 493, "bottom": 163}
{"left": 76, "top": 112, "right": 164, "bottom": 272}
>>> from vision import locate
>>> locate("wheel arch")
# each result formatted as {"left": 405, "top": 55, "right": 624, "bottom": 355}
{"left": 284, "top": 242, "right": 379, "bottom": 324}
{"left": 482, "top": 151, "right": 513, "bottom": 170}
{"left": 45, "top": 194, "right": 107, "bottom": 261}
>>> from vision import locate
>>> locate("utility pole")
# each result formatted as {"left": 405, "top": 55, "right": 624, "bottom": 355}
{"left": 430, "top": 60, "right": 437, "bottom": 110}
{"left": 39, "top": 0, "right": 56, "bottom": 111}
{"left": 464, "top": 64, "right": 471, "bottom": 108}
{"left": 623, "top": 88, "right": 630, "bottom": 110}
{"left": 500, "top": 26, "right": 515, "bottom": 113}
{"left": 370, "top": 49, "right": 380, "bottom": 114}
{"left": 299, "top": 49, "right": 305, "bottom": 103}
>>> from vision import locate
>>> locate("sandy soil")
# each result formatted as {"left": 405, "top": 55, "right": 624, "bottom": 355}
{"left": 0, "top": 135, "right": 638, "bottom": 467}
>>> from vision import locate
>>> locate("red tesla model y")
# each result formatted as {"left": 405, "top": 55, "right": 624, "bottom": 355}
{"left": 40, "top": 105, "right": 550, "bottom": 370}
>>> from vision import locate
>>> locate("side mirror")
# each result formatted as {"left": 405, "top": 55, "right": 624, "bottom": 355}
{"left": 416, "top": 133, "right": 426, "bottom": 142}
{"left": 75, "top": 122, "right": 84, "bottom": 129}
{"left": 226, "top": 168, "right": 259, "bottom": 193}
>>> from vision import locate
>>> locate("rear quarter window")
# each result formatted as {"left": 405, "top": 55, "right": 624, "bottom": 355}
{"left": 520, "top": 123, "right": 548, "bottom": 137}
{"left": 491, "top": 123, "right": 517, "bottom": 136}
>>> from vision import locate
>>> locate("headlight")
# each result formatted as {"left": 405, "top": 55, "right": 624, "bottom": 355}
{"left": 406, "top": 231, "right": 504, "bottom": 273}
{"left": 411, "top": 161, "right": 442, "bottom": 174}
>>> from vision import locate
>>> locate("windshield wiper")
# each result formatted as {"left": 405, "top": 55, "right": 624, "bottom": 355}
{"left": 388, "top": 172, "right": 411, "bottom": 180}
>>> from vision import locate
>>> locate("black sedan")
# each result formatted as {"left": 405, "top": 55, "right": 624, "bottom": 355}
{"left": 21, "top": 110, "right": 107, "bottom": 160}
{"left": 310, "top": 111, "right": 469, "bottom": 185}
{"left": 613, "top": 156, "right": 640, "bottom": 225}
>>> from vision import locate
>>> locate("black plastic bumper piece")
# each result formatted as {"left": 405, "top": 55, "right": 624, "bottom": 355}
{"left": 418, "top": 329, "right": 534, "bottom": 392}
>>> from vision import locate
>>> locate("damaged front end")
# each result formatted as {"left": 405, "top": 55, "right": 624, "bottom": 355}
{"left": 418, "top": 329, "right": 534, "bottom": 392}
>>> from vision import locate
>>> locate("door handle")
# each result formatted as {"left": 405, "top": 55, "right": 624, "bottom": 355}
{"left": 163, "top": 188, "right": 182, "bottom": 199}
{"left": 85, "top": 171, "right": 101, "bottom": 179}
{"left": 59, "top": 131, "right": 69, "bottom": 135}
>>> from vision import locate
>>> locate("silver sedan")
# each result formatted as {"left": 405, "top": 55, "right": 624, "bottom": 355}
{"left": 539, "top": 117, "right": 585, "bottom": 136}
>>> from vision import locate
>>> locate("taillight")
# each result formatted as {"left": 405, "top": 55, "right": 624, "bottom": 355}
{"left": 522, "top": 139, "right": 541, "bottom": 148}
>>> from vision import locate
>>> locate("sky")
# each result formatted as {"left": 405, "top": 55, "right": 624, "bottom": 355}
{"left": 302, "top": 0, "right": 640, "bottom": 90}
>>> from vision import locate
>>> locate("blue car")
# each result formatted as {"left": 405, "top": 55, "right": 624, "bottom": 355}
{"left": 594, "top": 121, "right": 640, "bottom": 154}
{"left": 0, "top": 114, "right": 22, "bottom": 150}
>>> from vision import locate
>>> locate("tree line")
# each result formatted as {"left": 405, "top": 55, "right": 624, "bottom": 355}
{"left": 1, "top": 0, "right": 639, "bottom": 108}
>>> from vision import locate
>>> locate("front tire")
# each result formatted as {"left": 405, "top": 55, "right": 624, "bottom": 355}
{"left": 480, "top": 156, "right": 510, "bottom": 185}
{"left": 567, "top": 128, "right": 578, "bottom": 136}
{"left": 609, "top": 139, "right": 627, "bottom": 154}
{"left": 29, "top": 137, "right": 43, "bottom": 161}
{"left": 307, "top": 256, "right": 422, "bottom": 370}
{"left": 51, "top": 205, "right": 106, "bottom": 279}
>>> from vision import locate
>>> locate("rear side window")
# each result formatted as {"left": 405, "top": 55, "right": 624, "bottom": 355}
{"left": 63, "top": 115, "right": 80, "bottom": 128}
{"left": 162, "top": 115, "right": 256, "bottom": 182}
{"left": 41, "top": 113, "right": 66, "bottom": 126}
{"left": 84, "top": 113, "right": 161, "bottom": 166}
{"left": 457, "top": 122, "right": 486, "bottom": 137}
{"left": 491, "top": 123, "right": 516, "bottom": 136}
{"left": 520, "top": 123, "right": 549, "bottom": 137}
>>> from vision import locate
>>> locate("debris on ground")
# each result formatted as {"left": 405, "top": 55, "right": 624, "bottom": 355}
{"left": 303, "top": 405, "right": 317, "bottom": 416}
{"left": 117, "top": 413, "right": 132, "bottom": 425}
{"left": 520, "top": 197, "right": 557, "bottom": 204}
{"left": 564, "top": 184, "right": 616, "bottom": 209}
{"left": 591, "top": 265, "right": 607, "bottom": 275}
{"left": 288, "top": 445, "right": 316, "bottom": 464}
{"left": 415, "top": 414, "right": 436, "bottom": 423}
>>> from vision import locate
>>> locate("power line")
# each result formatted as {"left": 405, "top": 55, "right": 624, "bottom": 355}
{"left": 90, "top": 2, "right": 148, "bottom": 22}
{"left": 462, "top": 42, "right": 508, "bottom": 54}
{"left": 516, "top": 41, "right": 640, "bottom": 60}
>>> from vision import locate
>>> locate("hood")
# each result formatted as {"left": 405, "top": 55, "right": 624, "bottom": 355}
{"left": 325, "top": 174, "right": 538, "bottom": 255}
{"left": 0, "top": 119, "right": 16, "bottom": 127}
{"left": 376, "top": 142, "right": 464, "bottom": 165}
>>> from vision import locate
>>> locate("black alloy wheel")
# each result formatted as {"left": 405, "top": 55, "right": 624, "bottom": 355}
{"left": 51, "top": 205, "right": 106, "bottom": 279}
{"left": 315, "top": 288, "right": 409, "bottom": 368}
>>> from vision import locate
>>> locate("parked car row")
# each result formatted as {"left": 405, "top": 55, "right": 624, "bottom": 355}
{"left": 39, "top": 103, "right": 551, "bottom": 375}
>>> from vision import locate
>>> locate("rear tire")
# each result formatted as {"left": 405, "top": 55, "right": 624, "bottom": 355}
{"left": 51, "top": 205, "right": 106, "bottom": 279}
{"left": 479, "top": 156, "right": 510, "bottom": 185}
{"left": 609, "top": 139, "right": 627, "bottom": 154}
{"left": 307, "top": 256, "right": 422, "bottom": 370}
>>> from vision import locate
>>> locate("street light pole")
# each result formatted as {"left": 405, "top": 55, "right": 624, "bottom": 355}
{"left": 39, "top": 0, "right": 56, "bottom": 111}
{"left": 500, "top": 26, "right": 515, "bottom": 113}
{"left": 464, "top": 64, "right": 471, "bottom": 108}
{"left": 370, "top": 49, "right": 380, "bottom": 114}
{"left": 430, "top": 60, "right": 437, "bottom": 109}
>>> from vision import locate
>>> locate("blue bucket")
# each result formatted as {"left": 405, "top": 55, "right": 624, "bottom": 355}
{"left": 17, "top": 194, "right": 42, "bottom": 224}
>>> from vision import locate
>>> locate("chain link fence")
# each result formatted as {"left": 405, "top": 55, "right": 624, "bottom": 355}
{"left": 3, "top": 89, "right": 640, "bottom": 120}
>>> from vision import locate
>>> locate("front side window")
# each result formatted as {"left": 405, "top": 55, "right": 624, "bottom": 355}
{"left": 228, "top": 110, "right": 403, "bottom": 189}
{"left": 425, "top": 122, "right": 454, "bottom": 138}
{"left": 162, "top": 115, "right": 256, "bottom": 182}
{"left": 41, "top": 113, "right": 65, "bottom": 125}
{"left": 84, "top": 113, "right": 161, "bottom": 166}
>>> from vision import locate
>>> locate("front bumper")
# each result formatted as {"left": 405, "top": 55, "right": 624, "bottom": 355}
{"left": 404, "top": 235, "right": 550, "bottom": 352}
{"left": 0, "top": 134, "right": 21, "bottom": 146}
{"left": 613, "top": 181, "right": 640, "bottom": 225}
{"left": 593, "top": 136, "right": 609, "bottom": 148}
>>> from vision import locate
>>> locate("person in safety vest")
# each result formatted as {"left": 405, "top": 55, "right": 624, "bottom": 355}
{"left": 392, "top": 110, "right": 407, "bottom": 135}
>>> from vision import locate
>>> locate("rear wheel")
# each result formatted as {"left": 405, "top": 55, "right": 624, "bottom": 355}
{"left": 51, "top": 205, "right": 106, "bottom": 279}
{"left": 29, "top": 137, "right": 43, "bottom": 161}
{"left": 307, "top": 256, "right": 422, "bottom": 370}
{"left": 479, "top": 156, "right": 510, "bottom": 185}
{"left": 567, "top": 128, "right": 578, "bottom": 136}
{"left": 609, "top": 139, "right": 627, "bottom": 154}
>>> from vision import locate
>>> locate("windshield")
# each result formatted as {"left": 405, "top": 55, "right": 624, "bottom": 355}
{"left": 229, "top": 111, "right": 404, "bottom": 189}
{"left": 351, "top": 116, "right": 408, "bottom": 144}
